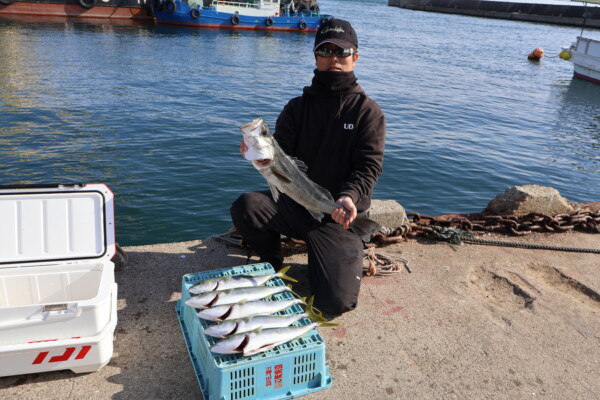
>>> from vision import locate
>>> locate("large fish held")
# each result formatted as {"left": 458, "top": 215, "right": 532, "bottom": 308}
{"left": 240, "top": 117, "right": 381, "bottom": 242}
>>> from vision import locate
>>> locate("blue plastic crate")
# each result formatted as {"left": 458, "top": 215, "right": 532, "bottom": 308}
{"left": 176, "top": 263, "right": 332, "bottom": 400}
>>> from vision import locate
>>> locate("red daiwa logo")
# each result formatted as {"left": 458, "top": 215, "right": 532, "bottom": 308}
{"left": 32, "top": 346, "right": 92, "bottom": 365}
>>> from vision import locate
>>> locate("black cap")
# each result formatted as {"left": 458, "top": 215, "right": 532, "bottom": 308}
{"left": 313, "top": 18, "right": 358, "bottom": 52}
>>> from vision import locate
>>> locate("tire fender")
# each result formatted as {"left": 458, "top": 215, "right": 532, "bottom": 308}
{"left": 77, "top": 0, "right": 95, "bottom": 9}
{"left": 165, "top": 0, "right": 176, "bottom": 13}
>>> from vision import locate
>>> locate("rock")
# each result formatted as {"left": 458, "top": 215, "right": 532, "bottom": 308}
{"left": 485, "top": 185, "right": 576, "bottom": 216}
{"left": 578, "top": 201, "right": 600, "bottom": 213}
{"left": 367, "top": 200, "right": 408, "bottom": 230}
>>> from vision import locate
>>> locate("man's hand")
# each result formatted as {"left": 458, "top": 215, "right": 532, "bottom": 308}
{"left": 332, "top": 196, "right": 356, "bottom": 229}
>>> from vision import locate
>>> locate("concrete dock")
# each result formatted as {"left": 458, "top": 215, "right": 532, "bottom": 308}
{"left": 1, "top": 228, "right": 599, "bottom": 399}
{"left": 389, "top": 0, "right": 600, "bottom": 28}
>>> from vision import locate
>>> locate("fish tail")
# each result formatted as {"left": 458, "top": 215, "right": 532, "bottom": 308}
{"left": 305, "top": 296, "right": 326, "bottom": 322}
{"left": 305, "top": 296, "right": 340, "bottom": 326}
{"left": 319, "top": 321, "right": 341, "bottom": 327}
{"left": 307, "top": 308, "right": 338, "bottom": 325}
{"left": 287, "top": 284, "right": 309, "bottom": 302}
{"left": 306, "top": 296, "right": 325, "bottom": 320}
{"left": 350, "top": 216, "right": 382, "bottom": 242}
{"left": 276, "top": 265, "right": 298, "bottom": 283}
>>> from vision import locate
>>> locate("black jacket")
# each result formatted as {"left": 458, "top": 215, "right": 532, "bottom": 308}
{"left": 274, "top": 70, "right": 386, "bottom": 213}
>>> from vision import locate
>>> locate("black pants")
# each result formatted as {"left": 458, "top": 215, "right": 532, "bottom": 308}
{"left": 230, "top": 191, "right": 364, "bottom": 315}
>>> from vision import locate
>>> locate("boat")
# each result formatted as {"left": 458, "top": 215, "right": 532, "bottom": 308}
{"left": 562, "top": 36, "right": 600, "bottom": 85}
{"left": 153, "top": 0, "right": 332, "bottom": 32}
{"left": 560, "top": 0, "right": 600, "bottom": 84}
{"left": 0, "top": 0, "right": 153, "bottom": 20}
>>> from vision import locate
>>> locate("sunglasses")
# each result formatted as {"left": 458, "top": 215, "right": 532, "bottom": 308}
{"left": 314, "top": 47, "right": 356, "bottom": 58}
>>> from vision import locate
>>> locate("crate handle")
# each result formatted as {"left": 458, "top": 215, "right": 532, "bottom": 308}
{"left": 0, "top": 304, "right": 82, "bottom": 331}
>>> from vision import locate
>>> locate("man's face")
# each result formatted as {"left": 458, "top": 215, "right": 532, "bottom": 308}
{"left": 314, "top": 43, "right": 359, "bottom": 72}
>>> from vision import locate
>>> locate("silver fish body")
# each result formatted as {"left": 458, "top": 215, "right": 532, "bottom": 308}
{"left": 204, "top": 313, "right": 308, "bottom": 338}
{"left": 185, "top": 286, "right": 290, "bottom": 309}
{"left": 189, "top": 266, "right": 295, "bottom": 295}
{"left": 197, "top": 298, "right": 304, "bottom": 322}
{"left": 240, "top": 117, "right": 381, "bottom": 242}
{"left": 190, "top": 275, "right": 271, "bottom": 294}
{"left": 210, "top": 323, "right": 319, "bottom": 356}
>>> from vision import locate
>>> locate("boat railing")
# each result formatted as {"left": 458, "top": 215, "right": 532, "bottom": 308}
{"left": 210, "top": 0, "right": 280, "bottom": 9}
{"left": 576, "top": 36, "right": 600, "bottom": 56}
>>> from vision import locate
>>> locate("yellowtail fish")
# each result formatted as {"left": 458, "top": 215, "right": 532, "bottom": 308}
{"left": 189, "top": 266, "right": 297, "bottom": 295}
{"left": 240, "top": 117, "right": 381, "bottom": 242}
{"left": 204, "top": 313, "right": 308, "bottom": 338}
{"left": 204, "top": 297, "right": 327, "bottom": 338}
{"left": 185, "top": 285, "right": 290, "bottom": 309}
{"left": 197, "top": 298, "right": 304, "bottom": 322}
{"left": 210, "top": 322, "right": 336, "bottom": 357}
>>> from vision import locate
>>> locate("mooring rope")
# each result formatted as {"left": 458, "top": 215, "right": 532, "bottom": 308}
{"left": 425, "top": 227, "right": 600, "bottom": 254}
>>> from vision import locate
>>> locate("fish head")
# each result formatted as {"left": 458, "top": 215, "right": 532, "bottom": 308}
{"left": 189, "top": 280, "right": 218, "bottom": 295}
{"left": 197, "top": 304, "right": 234, "bottom": 322}
{"left": 210, "top": 334, "right": 249, "bottom": 355}
{"left": 185, "top": 293, "right": 216, "bottom": 309}
{"left": 204, "top": 321, "right": 238, "bottom": 338}
{"left": 240, "top": 117, "right": 275, "bottom": 170}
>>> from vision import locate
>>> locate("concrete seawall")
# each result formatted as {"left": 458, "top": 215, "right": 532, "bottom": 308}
{"left": 389, "top": 0, "right": 600, "bottom": 28}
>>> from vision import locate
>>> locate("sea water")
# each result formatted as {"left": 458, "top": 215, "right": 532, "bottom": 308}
{"left": 1, "top": 0, "right": 599, "bottom": 246}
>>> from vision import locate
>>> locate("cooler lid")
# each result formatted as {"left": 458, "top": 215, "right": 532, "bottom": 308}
{"left": 0, "top": 183, "right": 116, "bottom": 267}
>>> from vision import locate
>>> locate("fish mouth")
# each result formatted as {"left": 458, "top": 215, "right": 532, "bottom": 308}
{"left": 240, "top": 117, "right": 263, "bottom": 134}
{"left": 252, "top": 159, "right": 273, "bottom": 168}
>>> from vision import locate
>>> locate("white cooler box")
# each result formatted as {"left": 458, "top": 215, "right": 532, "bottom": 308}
{"left": 0, "top": 183, "right": 118, "bottom": 377}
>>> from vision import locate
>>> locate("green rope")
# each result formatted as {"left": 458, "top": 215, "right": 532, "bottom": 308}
{"left": 425, "top": 227, "right": 600, "bottom": 254}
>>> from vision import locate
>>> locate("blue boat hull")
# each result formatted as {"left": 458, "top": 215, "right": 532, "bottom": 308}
{"left": 155, "top": 1, "right": 331, "bottom": 32}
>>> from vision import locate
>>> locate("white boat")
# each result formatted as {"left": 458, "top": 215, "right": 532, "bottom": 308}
{"left": 561, "top": 0, "right": 600, "bottom": 84}
{"left": 563, "top": 36, "right": 600, "bottom": 84}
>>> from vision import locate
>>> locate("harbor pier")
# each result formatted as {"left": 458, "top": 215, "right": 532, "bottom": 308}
{"left": 389, "top": 0, "right": 600, "bottom": 28}
{"left": 1, "top": 229, "right": 599, "bottom": 399}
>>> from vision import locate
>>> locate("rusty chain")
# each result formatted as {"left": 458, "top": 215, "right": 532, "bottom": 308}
{"left": 395, "top": 210, "right": 600, "bottom": 240}
{"left": 362, "top": 210, "right": 600, "bottom": 254}
{"left": 213, "top": 210, "right": 600, "bottom": 269}
{"left": 220, "top": 210, "right": 599, "bottom": 250}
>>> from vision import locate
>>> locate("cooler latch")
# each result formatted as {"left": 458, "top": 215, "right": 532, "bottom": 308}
{"left": 43, "top": 304, "right": 69, "bottom": 312}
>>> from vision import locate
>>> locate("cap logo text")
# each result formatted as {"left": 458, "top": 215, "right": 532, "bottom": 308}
{"left": 320, "top": 26, "right": 345, "bottom": 35}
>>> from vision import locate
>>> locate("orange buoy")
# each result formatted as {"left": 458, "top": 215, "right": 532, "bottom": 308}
{"left": 528, "top": 48, "right": 544, "bottom": 60}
